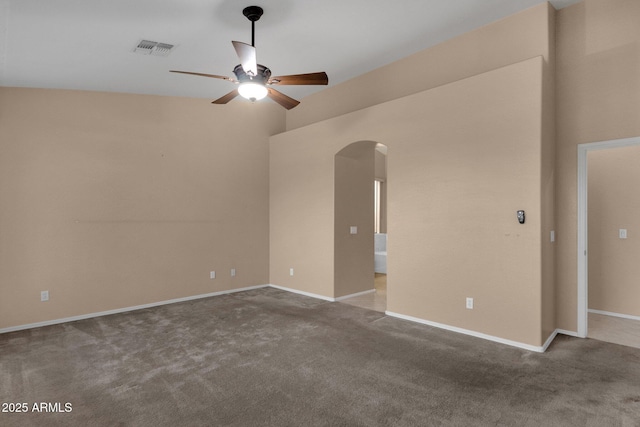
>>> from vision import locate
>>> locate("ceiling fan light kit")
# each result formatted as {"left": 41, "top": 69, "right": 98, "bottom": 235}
{"left": 238, "top": 82, "right": 268, "bottom": 101}
{"left": 170, "top": 5, "right": 328, "bottom": 109}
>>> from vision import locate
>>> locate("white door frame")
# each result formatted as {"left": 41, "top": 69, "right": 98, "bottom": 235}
{"left": 577, "top": 136, "right": 640, "bottom": 337}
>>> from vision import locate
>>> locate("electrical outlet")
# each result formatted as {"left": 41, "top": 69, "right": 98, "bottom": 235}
{"left": 41, "top": 291, "right": 49, "bottom": 302}
{"left": 466, "top": 297, "right": 473, "bottom": 309}
{"left": 210, "top": 271, "right": 216, "bottom": 279}
{"left": 231, "top": 268, "right": 236, "bottom": 277}
{"left": 290, "top": 268, "right": 294, "bottom": 276}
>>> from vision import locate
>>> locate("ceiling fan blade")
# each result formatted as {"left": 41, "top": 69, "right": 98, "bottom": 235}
{"left": 170, "top": 70, "right": 236, "bottom": 82}
{"left": 232, "top": 41, "right": 258, "bottom": 77}
{"left": 267, "top": 88, "right": 300, "bottom": 110}
{"left": 212, "top": 90, "right": 239, "bottom": 105}
{"left": 269, "top": 72, "right": 329, "bottom": 86}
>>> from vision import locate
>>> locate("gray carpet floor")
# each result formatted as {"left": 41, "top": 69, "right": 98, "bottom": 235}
{"left": 1, "top": 287, "right": 639, "bottom": 426}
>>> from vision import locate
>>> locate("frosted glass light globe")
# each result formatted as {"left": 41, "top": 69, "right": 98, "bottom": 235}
{"left": 238, "top": 82, "right": 268, "bottom": 101}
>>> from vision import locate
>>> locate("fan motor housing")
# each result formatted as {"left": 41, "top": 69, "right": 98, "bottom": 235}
{"left": 233, "top": 63, "right": 271, "bottom": 84}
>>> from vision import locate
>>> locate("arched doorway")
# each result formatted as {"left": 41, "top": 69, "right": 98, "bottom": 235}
{"left": 334, "top": 141, "right": 388, "bottom": 312}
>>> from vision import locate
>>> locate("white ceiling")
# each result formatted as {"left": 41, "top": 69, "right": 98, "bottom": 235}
{"left": 0, "top": 0, "right": 580, "bottom": 103}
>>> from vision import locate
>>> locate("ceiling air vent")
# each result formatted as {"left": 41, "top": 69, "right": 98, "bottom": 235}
{"left": 133, "top": 40, "right": 175, "bottom": 57}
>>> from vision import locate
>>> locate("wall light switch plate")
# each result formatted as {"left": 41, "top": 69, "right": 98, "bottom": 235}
{"left": 231, "top": 268, "right": 236, "bottom": 277}
{"left": 41, "top": 290, "right": 49, "bottom": 302}
{"left": 466, "top": 297, "right": 473, "bottom": 309}
{"left": 290, "top": 268, "right": 294, "bottom": 276}
{"left": 550, "top": 230, "right": 555, "bottom": 242}
{"left": 350, "top": 226, "right": 358, "bottom": 235}
{"left": 210, "top": 271, "right": 216, "bottom": 279}
{"left": 619, "top": 229, "right": 628, "bottom": 239}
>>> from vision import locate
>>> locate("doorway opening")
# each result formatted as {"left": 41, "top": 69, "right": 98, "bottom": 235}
{"left": 577, "top": 136, "right": 640, "bottom": 348}
{"left": 334, "top": 141, "right": 388, "bottom": 312}
{"left": 373, "top": 144, "right": 388, "bottom": 311}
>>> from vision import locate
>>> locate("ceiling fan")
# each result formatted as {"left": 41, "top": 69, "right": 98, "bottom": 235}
{"left": 170, "top": 5, "right": 329, "bottom": 110}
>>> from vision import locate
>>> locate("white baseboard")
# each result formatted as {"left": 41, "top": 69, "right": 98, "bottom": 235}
{"left": 541, "top": 329, "right": 558, "bottom": 352}
{"left": 385, "top": 311, "right": 561, "bottom": 353}
{"left": 0, "top": 284, "right": 580, "bottom": 354}
{"left": 0, "top": 284, "right": 269, "bottom": 334}
{"left": 588, "top": 309, "right": 640, "bottom": 322}
{"left": 334, "top": 289, "right": 376, "bottom": 301}
{"left": 267, "top": 285, "right": 375, "bottom": 303}
{"left": 267, "top": 284, "right": 335, "bottom": 302}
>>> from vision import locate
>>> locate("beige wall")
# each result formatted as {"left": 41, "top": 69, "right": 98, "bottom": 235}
{"left": 6, "top": 1, "right": 612, "bottom": 349}
{"left": 541, "top": 3, "right": 557, "bottom": 341}
{"left": 334, "top": 142, "right": 376, "bottom": 298}
{"left": 375, "top": 150, "right": 387, "bottom": 181}
{"left": 375, "top": 149, "right": 387, "bottom": 233}
{"left": 286, "top": 3, "right": 555, "bottom": 131}
{"left": 587, "top": 145, "right": 640, "bottom": 317}
{"left": 269, "top": 129, "right": 335, "bottom": 297}
{"left": 0, "top": 87, "right": 284, "bottom": 329}
{"left": 271, "top": 2, "right": 554, "bottom": 347}
{"left": 556, "top": 0, "right": 640, "bottom": 331}
{"left": 270, "top": 56, "right": 547, "bottom": 346}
